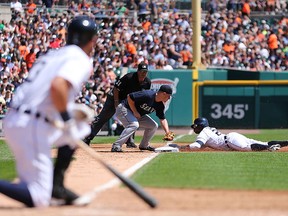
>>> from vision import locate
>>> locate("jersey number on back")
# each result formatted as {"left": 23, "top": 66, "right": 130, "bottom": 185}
{"left": 26, "top": 61, "right": 46, "bottom": 83}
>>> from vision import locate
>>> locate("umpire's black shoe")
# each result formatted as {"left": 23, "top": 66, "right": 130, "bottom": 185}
{"left": 126, "top": 142, "right": 137, "bottom": 148}
{"left": 139, "top": 145, "right": 155, "bottom": 152}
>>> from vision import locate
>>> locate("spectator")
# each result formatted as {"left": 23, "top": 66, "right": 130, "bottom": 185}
{"left": 49, "top": 34, "right": 61, "bottom": 49}
{"left": 26, "top": 0, "right": 37, "bottom": 15}
{"left": 43, "top": 0, "right": 53, "bottom": 8}
{"left": 180, "top": 46, "right": 193, "bottom": 68}
{"left": 18, "top": 39, "right": 29, "bottom": 61}
{"left": 267, "top": 0, "right": 276, "bottom": 12}
{"left": 138, "top": 0, "right": 149, "bottom": 22}
{"left": 57, "top": 22, "right": 66, "bottom": 39}
{"left": 148, "top": 0, "right": 158, "bottom": 21}
{"left": 167, "top": 37, "right": 182, "bottom": 68}
{"left": 10, "top": 0, "right": 23, "bottom": 14}
{"left": 105, "top": 65, "right": 117, "bottom": 83}
{"left": 126, "top": 40, "right": 137, "bottom": 60}
{"left": 242, "top": 0, "right": 251, "bottom": 16}
{"left": 85, "top": 88, "right": 97, "bottom": 105}
{"left": 268, "top": 30, "right": 279, "bottom": 54}
{"left": 25, "top": 48, "right": 36, "bottom": 70}
{"left": 126, "top": 0, "right": 138, "bottom": 11}
{"left": 78, "top": 0, "right": 90, "bottom": 12}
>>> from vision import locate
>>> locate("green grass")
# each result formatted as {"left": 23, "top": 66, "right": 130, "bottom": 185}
{"left": 0, "top": 140, "right": 14, "bottom": 160}
{"left": 0, "top": 140, "right": 16, "bottom": 180}
{"left": 132, "top": 152, "right": 288, "bottom": 190}
{"left": 1, "top": 161, "right": 17, "bottom": 181}
{"left": 1, "top": 129, "right": 288, "bottom": 190}
{"left": 130, "top": 129, "right": 288, "bottom": 191}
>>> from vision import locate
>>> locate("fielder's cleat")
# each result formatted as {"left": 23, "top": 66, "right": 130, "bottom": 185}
{"left": 139, "top": 145, "right": 155, "bottom": 152}
{"left": 111, "top": 144, "right": 123, "bottom": 152}
{"left": 268, "top": 144, "right": 281, "bottom": 152}
{"left": 126, "top": 142, "right": 137, "bottom": 148}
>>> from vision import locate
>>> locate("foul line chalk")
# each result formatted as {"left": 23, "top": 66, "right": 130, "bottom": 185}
{"left": 80, "top": 153, "right": 159, "bottom": 200}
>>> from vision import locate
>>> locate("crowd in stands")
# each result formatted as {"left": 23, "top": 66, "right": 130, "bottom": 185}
{"left": 0, "top": 0, "right": 287, "bottom": 115}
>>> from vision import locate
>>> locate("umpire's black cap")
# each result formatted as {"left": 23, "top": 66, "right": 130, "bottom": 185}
{"left": 137, "top": 61, "right": 148, "bottom": 72}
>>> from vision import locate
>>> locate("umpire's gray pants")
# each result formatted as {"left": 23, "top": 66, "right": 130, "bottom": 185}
{"left": 115, "top": 104, "right": 158, "bottom": 148}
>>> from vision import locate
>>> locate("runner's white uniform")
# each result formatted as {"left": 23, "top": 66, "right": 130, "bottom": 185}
{"left": 190, "top": 127, "right": 268, "bottom": 151}
{"left": 3, "top": 45, "right": 92, "bottom": 207}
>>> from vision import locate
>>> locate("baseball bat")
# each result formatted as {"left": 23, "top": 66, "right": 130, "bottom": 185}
{"left": 51, "top": 120, "right": 157, "bottom": 208}
{"left": 75, "top": 140, "right": 158, "bottom": 208}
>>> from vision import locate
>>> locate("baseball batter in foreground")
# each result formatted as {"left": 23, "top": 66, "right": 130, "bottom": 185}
{"left": 0, "top": 16, "right": 97, "bottom": 207}
{"left": 111, "top": 85, "right": 174, "bottom": 152}
{"left": 171, "top": 117, "right": 288, "bottom": 151}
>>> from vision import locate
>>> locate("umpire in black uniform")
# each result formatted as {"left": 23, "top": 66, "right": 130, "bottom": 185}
{"left": 83, "top": 61, "right": 151, "bottom": 146}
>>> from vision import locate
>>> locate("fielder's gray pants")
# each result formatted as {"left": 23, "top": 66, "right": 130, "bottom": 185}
{"left": 115, "top": 104, "right": 158, "bottom": 148}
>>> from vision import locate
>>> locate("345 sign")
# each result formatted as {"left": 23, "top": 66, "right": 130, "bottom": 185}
{"left": 202, "top": 96, "right": 255, "bottom": 128}
{"left": 210, "top": 103, "right": 249, "bottom": 119}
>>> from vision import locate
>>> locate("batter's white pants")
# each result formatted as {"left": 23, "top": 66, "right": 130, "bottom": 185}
{"left": 3, "top": 110, "right": 53, "bottom": 207}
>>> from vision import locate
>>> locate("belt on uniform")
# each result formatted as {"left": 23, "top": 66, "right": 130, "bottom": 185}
{"left": 13, "top": 107, "right": 52, "bottom": 124}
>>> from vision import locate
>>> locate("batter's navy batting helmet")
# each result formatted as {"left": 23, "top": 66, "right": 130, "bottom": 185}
{"left": 191, "top": 117, "right": 209, "bottom": 129}
{"left": 67, "top": 16, "right": 97, "bottom": 46}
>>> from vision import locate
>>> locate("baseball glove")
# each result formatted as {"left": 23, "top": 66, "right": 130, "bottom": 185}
{"left": 162, "top": 131, "right": 175, "bottom": 141}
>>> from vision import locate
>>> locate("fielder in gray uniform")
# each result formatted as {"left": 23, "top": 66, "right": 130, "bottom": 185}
{"left": 111, "top": 85, "right": 174, "bottom": 152}
{"left": 171, "top": 117, "right": 288, "bottom": 152}
{"left": 83, "top": 61, "right": 151, "bottom": 147}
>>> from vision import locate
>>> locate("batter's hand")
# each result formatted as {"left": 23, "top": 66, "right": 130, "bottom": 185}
{"left": 163, "top": 131, "right": 175, "bottom": 141}
{"left": 62, "top": 119, "right": 79, "bottom": 149}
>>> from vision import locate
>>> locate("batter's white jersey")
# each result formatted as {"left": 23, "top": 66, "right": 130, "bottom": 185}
{"left": 3, "top": 45, "right": 92, "bottom": 207}
{"left": 195, "top": 127, "right": 268, "bottom": 151}
{"left": 11, "top": 45, "right": 91, "bottom": 120}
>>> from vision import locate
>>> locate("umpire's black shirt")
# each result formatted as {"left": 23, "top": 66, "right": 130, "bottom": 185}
{"left": 114, "top": 72, "right": 151, "bottom": 101}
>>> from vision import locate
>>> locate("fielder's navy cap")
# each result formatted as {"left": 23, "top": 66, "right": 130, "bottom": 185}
{"left": 159, "top": 85, "right": 173, "bottom": 95}
{"left": 137, "top": 61, "right": 148, "bottom": 72}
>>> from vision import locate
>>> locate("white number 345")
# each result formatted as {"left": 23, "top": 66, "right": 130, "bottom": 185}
{"left": 210, "top": 104, "right": 249, "bottom": 119}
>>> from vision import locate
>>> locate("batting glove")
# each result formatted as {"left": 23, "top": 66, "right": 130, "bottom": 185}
{"left": 62, "top": 119, "right": 79, "bottom": 149}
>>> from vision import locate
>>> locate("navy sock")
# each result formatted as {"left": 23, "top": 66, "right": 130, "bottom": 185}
{"left": 0, "top": 181, "right": 34, "bottom": 207}
{"left": 268, "top": 141, "right": 288, "bottom": 147}
{"left": 250, "top": 143, "right": 268, "bottom": 151}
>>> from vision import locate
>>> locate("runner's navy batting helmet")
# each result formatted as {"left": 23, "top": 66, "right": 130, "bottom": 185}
{"left": 67, "top": 16, "right": 97, "bottom": 46}
{"left": 191, "top": 117, "right": 209, "bottom": 129}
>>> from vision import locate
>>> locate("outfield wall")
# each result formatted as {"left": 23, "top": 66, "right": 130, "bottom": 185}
{"left": 127, "top": 68, "right": 288, "bottom": 129}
